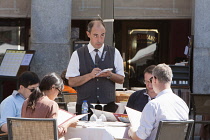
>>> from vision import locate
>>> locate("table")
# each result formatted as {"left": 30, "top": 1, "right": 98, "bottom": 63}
{"left": 67, "top": 102, "right": 127, "bottom": 114}
{"left": 63, "top": 122, "right": 131, "bottom": 140}
{"left": 115, "top": 90, "right": 135, "bottom": 103}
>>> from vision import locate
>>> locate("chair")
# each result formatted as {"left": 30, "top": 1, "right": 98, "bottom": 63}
{"left": 0, "top": 132, "right": 8, "bottom": 140}
{"left": 54, "top": 94, "right": 64, "bottom": 102}
{"left": 57, "top": 102, "right": 68, "bottom": 111}
{"left": 191, "top": 93, "right": 210, "bottom": 139}
{"left": 155, "top": 120, "right": 194, "bottom": 140}
{"left": 62, "top": 92, "right": 77, "bottom": 103}
{"left": 7, "top": 117, "right": 58, "bottom": 140}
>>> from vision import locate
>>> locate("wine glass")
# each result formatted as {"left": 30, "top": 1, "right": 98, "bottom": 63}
{"left": 89, "top": 103, "right": 98, "bottom": 121}
{"left": 99, "top": 104, "right": 107, "bottom": 122}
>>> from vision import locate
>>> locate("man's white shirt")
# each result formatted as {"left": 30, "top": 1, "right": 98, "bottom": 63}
{"left": 136, "top": 88, "right": 189, "bottom": 140}
{"left": 66, "top": 43, "right": 125, "bottom": 78}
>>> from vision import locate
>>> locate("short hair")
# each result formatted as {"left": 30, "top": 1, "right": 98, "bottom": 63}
{"left": 152, "top": 64, "right": 173, "bottom": 84}
{"left": 144, "top": 65, "right": 156, "bottom": 74}
{"left": 17, "top": 71, "right": 40, "bottom": 89}
{"left": 87, "top": 18, "right": 105, "bottom": 33}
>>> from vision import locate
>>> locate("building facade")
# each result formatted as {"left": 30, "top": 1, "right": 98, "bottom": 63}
{"left": 0, "top": 0, "right": 209, "bottom": 99}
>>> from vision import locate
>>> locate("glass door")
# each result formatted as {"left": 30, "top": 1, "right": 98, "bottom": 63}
{"left": 126, "top": 29, "right": 159, "bottom": 87}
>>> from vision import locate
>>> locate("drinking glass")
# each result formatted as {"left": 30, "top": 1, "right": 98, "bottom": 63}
{"left": 89, "top": 103, "right": 98, "bottom": 121}
{"left": 99, "top": 104, "right": 107, "bottom": 122}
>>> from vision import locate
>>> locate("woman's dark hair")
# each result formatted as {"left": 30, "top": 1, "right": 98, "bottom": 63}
{"left": 18, "top": 71, "right": 40, "bottom": 89}
{"left": 26, "top": 72, "right": 64, "bottom": 111}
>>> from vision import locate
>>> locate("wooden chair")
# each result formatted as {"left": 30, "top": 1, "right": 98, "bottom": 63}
{"left": 191, "top": 93, "right": 210, "bottom": 139}
{"left": 155, "top": 120, "right": 194, "bottom": 140}
{"left": 62, "top": 92, "right": 77, "bottom": 103}
{"left": 7, "top": 117, "right": 58, "bottom": 140}
{"left": 54, "top": 94, "right": 64, "bottom": 102}
{"left": 57, "top": 102, "right": 68, "bottom": 111}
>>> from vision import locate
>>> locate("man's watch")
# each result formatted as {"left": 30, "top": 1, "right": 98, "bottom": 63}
{"left": 107, "top": 73, "right": 112, "bottom": 79}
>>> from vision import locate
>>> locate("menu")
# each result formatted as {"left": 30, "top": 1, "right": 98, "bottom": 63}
{"left": 125, "top": 106, "right": 142, "bottom": 131}
{"left": 57, "top": 109, "right": 88, "bottom": 126}
{"left": 0, "top": 50, "right": 26, "bottom": 76}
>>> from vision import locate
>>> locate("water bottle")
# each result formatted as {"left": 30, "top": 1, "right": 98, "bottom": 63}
{"left": 81, "top": 100, "right": 88, "bottom": 121}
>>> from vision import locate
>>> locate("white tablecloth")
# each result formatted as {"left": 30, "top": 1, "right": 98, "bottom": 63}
{"left": 63, "top": 122, "right": 131, "bottom": 140}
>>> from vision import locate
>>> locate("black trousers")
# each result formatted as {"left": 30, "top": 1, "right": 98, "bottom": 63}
{"left": 76, "top": 101, "right": 118, "bottom": 120}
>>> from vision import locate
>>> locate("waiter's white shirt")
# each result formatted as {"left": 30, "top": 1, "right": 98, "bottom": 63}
{"left": 66, "top": 43, "right": 125, "bottom": 78}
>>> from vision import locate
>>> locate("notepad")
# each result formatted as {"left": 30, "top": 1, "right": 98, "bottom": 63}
{"left": 96, "top": 68, "right": 113, "bottom": 76}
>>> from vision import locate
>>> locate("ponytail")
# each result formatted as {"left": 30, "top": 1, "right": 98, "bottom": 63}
{"left": 26, "top": 87, "right": 43, "bottom": 111}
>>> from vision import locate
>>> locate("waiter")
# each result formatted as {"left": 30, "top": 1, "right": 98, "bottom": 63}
{"left": 66, "top": 19, "right": 124, "bottom": 115}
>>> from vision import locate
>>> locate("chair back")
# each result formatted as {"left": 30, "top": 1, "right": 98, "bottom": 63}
{"left": 54, "top": 94, "right": 64, "bottom": 102}
{"left": 191, "top": 93, "right": 210, "bottom": 116}
{"left": 57, "top": 102, "right": 68, "bottom": 111}
{"left": 62, "top": 92, "right": 77, "bottom": 103}
{"left": 7, "top": 117, "right": 58, "bottom": 140}
{"left": 155, "top": 120, "right": 194, "bottom": 140}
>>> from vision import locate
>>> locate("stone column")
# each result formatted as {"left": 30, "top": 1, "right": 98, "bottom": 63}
{"left": 193, "top": 0, "right": 210, "bottom": 93}
{"left": 101, "top": 0, "right": 114, "bottom": 46}
{"left": 30, "top": 0, "right": 72, "bottom": 78}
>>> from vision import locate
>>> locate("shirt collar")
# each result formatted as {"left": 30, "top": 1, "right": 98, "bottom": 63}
{"left": 88, "top": 42, "right": 104, "bottom": 53}
{"left": 156, "top": 88, "right": 173, "bottom": 98}
{"left": 144, "top": 90, "right": 155, "bottom": 101}
{"left": 143, "top": 91, "right": 149, "bottom": 96}
{"left": 12, "top": 90, "right": 26, "bottom": 99}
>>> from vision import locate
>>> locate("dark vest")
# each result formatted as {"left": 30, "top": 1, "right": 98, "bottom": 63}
{"left": 77, "top": 45, "right": 116, "bottom": 105}
{"left": 125, "top": 89, "right": 149, "bottom": 112}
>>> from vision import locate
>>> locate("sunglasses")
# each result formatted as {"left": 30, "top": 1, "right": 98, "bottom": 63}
{"left": 56, "top": 88, "right": 62, "bottom": 95}
{"left": 149, "top": 76, "right": 157, "bottom": 83}
{"left": 26, "top": 88, "right": 36, "bottom": 92}
{"left": 143, "top": 80, "right": 151, "bottom": 85}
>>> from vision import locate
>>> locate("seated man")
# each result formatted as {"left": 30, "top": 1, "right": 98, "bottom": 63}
{"left": 0, "top": 71, "right": 40, "bottom": 133}
{"left": 129, "top": 64, "right": 189, "bottom": 140}
{"left": 126, "top": 65, "right": 156, "bottom": 112}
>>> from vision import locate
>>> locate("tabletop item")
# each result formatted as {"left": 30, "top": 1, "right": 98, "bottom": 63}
{"left": 99, "top": 104, "right": 107, "bottom": 122}
{"left": 106, "top": 122, "right": 129, "bottom": 127}
{"left": 81, "top": 100, "right": 88, "bottom": 121}
{"left": 113, "top": 113, "right": 129, "bottom": 123}
{"left": 89, "top": 103, "right": 98, "bottom": 121}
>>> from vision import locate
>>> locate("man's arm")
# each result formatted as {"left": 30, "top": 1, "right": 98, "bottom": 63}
{"left": 0, "top": 98, "right": 17, "bottom": 133}
{"left": 129, "top": 127, "right": 143, "bottom": 140}
{"left": 98, "top": 71, "right": 124, "bottom": 84}
{"left": 109, "top": 73, "right": 124, "bottom": 84}
{"left": 0, "top": 124, "right": 7, "bottom": 133}
{"left": 68, "top": 68, "right": 101, "bottom": 87}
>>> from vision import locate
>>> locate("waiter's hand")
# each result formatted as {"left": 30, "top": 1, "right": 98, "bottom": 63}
{"left": 97, "top": 71, "right": 112, "bottom": 78}
{"left": 90, "top": 68, "right": 101, "bottom": 79}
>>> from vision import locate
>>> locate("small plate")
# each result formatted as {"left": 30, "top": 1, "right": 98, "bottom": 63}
{"left": 107, "top": 122, "right": 129, "bottom": 127}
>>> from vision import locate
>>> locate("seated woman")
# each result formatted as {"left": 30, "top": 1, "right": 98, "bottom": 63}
{"left": 61, "top": 70, "right": 77, "bottom": 93}
{"left": 21, "top": 72, "right": 78, "bottom": 138}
